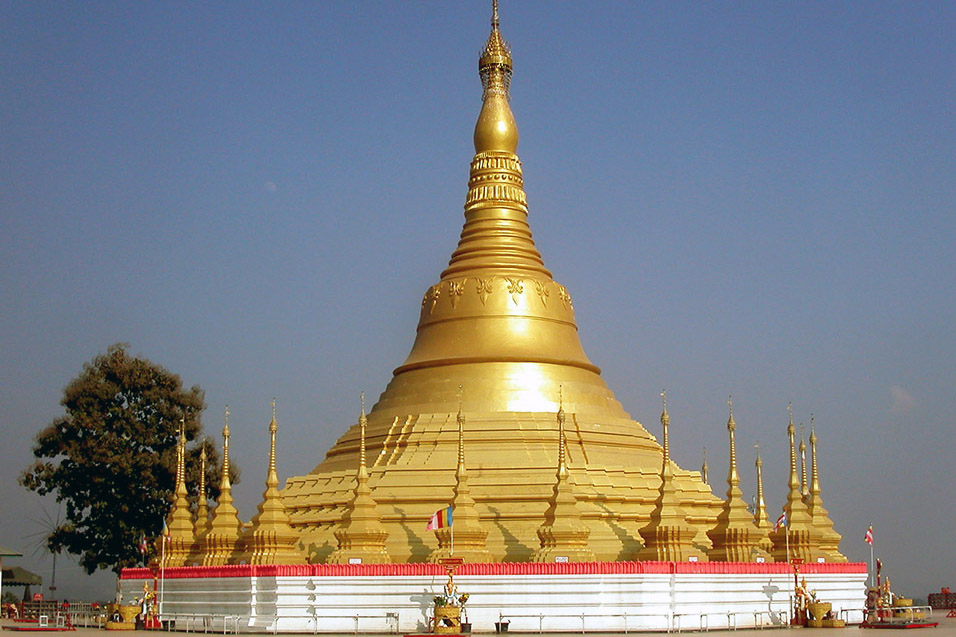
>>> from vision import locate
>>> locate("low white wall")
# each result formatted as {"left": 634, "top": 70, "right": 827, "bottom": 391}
{"left": 121, "top": 564, "right": 867, "bottom": 633}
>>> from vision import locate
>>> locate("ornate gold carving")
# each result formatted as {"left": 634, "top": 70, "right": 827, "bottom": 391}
{"left": 475, "top": 277, "right": 494, "bottom": 304}
{"left": 533, "top": 280, "right": 549, "bottom": 307}
{"left": 425, "top": 284, "right": 441, "bottom": 314}
{"left": 558, "top": 284, "right": 573, "bottom": 309}
{"left": 505, "top": 277, "right": 524, "bottom": 304}
{"left": 448, "top": 279, "right": 466, "bottom": 308}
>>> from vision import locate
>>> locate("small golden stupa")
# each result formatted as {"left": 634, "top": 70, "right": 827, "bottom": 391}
{"left": 171, "top": 2, "right": 846, "bottom": 567}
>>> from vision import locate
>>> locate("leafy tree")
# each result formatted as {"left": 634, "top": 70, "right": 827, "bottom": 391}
{"left": 20, "top": 344, "right": 238, "bottom": 574}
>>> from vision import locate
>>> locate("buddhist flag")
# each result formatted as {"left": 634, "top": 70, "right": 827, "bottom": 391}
{"left": 864, "top": 525, "right": 874, "bottom": 545}
{"left": 773, "top": 512, "right": 787, "bottom": 532}
{"left": 161, "top": 521, "right": 171, "bottom": 542}
{"left": 426, "top": 506, "right": 453, "bottom": 531}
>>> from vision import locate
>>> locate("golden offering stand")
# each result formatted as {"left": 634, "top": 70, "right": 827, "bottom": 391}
{"left": 792, "top": 563, "right": 845, "bottom": 628}
{"left": 105, "top": 603, "right": 140, "bottom": 630}
{"left": 432, "top": 558, "right": 470, "bottom": 634}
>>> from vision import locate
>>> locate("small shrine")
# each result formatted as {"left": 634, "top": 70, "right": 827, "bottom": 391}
{"left": 431, "top": 559, "right": 469, "bottom": 635}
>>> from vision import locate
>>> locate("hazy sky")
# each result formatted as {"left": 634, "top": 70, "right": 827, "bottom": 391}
{"left": 2, "top": 2, "right": 953, "bottom": 601}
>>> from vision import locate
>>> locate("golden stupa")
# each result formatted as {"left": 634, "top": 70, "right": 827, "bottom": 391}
{"left": 277, "top": 3, "right": 843, "bottom": 565}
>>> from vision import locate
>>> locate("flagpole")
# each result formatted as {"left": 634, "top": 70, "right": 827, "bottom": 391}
{"left": 159, "top": 533, "right": 165, "bottom": 621}
{"left": 869, "top": 536, "right": 874, "bottom": 589}
{"left": 785, "top": 516, "right": 792, "bottom": 624}
{"left": 785, "top": 516, "right": 790, "bottom": 565}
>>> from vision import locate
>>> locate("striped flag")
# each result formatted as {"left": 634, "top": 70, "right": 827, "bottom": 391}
{"left": 773, "top": 512, "right": 787, "bottom": 532}
{"left": 426, "top": 506, "right": 453, "bottom": 531}
{"left": 138, "top": 534, "right": 148, "bottom": 554}
{"left": 864, "top": 525, "right": 874, "bottom": 545}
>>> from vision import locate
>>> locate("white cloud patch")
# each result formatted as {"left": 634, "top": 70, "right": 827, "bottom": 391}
{"left": 889, "top": 385, "right": 916, "bottom": 414}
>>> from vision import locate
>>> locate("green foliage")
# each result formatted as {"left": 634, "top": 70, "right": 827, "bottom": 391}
{"left": 20, "top": 344, "right": 238, "bottom": 574}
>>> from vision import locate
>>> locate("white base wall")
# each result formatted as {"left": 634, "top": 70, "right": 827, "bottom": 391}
{"left": 121, "top": 564, "right": 867, "bottom": 633}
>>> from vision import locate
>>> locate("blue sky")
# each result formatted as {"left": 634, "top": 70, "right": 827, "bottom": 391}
{"left": 2, "top": 2, "right": 954, "bottom": 600}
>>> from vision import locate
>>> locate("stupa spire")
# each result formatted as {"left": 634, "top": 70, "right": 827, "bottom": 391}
{"left": 328, "top": 394, "right": 391, "bottom": 564}
{"left": 430, "top": 387, "right": 491, "bottom": 562}
{"left": 770, "top": 403, "right": 813, "bottom": 562}
{"left": 162, "top": 417, "right": 195, "bottom": 567}
{"left": 533, "top": 387, "right": 594, "bottom": 562}
{"left": 201, "top": 406, "right": 243, "bottom": 566}
{"left": 189, "top": 440, "right": 211, "bottom": 564}
{"left": 726, "top": 397, "right": 739, "bottom": 487}
{"left": 753, "top": 443, "right": 774, "bottom": 555}
{"left": 241, "top": 399, "right": 307, "bottom": 565}
{"left": 799, "top": 423, "right": 809, "bottom": 501}
{"left": 805, "top": 417, "right": 845, "bottom": 562}
{"left": 708, "top": 398, "right": 764, "bottom": 561}
{"left": 638, "top": 392, "right": 707, "bottom": 562}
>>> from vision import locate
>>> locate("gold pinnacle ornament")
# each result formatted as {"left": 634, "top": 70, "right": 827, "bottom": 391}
{"left": 188, "top": 440, "right": 211, "bottom": 565}
{"left": 770, "top": 404, "right": 813, "bottom": 562}
{"left": 162, "top": 417, "right": 195, "bottom": 567}
{"left": 429, "top": 388, "right": 491, "bottom": 562}
{"left": 241, "top": 399, "right": 307, "bottom": 565}
{"left": 806, "top": 418, "right": 845, "bottom": 562}
{"left": 328, "top": 394, "right": 391, "bottom": 564}
{"left": 201, "top": 406, "right": 243, "bottom": 566}
{"left": 708, "top": 398, "right": 766, "bottom": 561}
{"left": 533, "top": 387, "right": 594, "bottom": 562}
{"left": 638, "top": 392, "right": 707, "bottom": 562}
{"left": 753, "top": 443, "right": 774, "bottom": 555}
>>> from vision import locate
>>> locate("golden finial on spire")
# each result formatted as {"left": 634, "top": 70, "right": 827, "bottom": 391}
{"left": 809, "top": 414, "right": 820, "bottom": 495}
{"left": 660, "top": 389, "right": 670, "bottom": 463}
{"left": 177, "top": 415, "right": 186, "bottom": 487}
{"left": 754, "top": 441, "right": 767, "bottom": 526}
{"left": 787, "top": 403, "right": 799, "bottom": 491}
{"left": 474, "top": 0, "right": 517, "bottom": 153}
{"left": 727, "top": 396, "right": 739, "bottom": 485}
{"left": 221, "top": 405, "right": 231, "bottom": 489}
{"left": 480, "top": 0, "right": 512, "bottom": 81}
{"left": 359, "top": 392, "right": 367, "bottom": 471}
{"left": 727, "top": 395, "right": 736, "bottom": 431}
{"left": 701, "top": 446, "right": 708, "bottom": 485}
{"left": 199, "top": 439, "right": 207, "bottom": 495}
{"left": 267, "top": 398, "right": 278, "bottom": 487}
{"left": 799, "top": 422, "right": 808, "bottom": 497}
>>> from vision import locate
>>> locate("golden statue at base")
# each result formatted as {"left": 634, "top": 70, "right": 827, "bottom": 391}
{"left": 432, "top": 559, "right": 469, "bottom": 634}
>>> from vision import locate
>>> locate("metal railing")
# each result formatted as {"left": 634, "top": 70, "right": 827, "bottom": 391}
{"left": 499, "top": 611, "right": 672, "bottom": 633}
{"left": 673, "top": 608, "right": 789, "bottom": 632}
{"left": 161, "top": 613, "right": 244, "bottom": 634}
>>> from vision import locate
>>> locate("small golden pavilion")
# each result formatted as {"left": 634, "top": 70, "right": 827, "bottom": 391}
{"left": 160, "top": 2, "right": 846, "bottom": 570}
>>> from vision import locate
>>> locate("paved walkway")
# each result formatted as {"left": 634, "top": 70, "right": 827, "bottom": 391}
{"left": 4, "top": 614, "right": 956, "bottom": 636}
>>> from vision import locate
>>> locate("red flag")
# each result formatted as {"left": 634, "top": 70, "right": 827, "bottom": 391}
{"left": 773, "top": 512, "right": 787, "bottom": 532}
{"left": 864, "top": 525, "right": 874, "bottom": 545}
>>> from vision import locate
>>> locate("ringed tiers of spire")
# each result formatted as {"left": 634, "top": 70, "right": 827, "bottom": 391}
{"left": 156, "top": 3, "right": 847, "bottom": 569}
